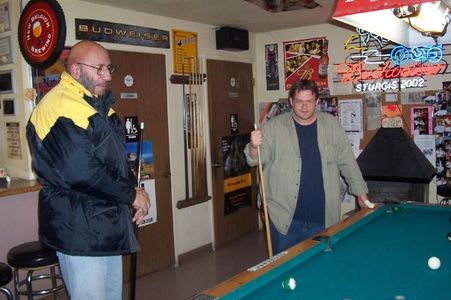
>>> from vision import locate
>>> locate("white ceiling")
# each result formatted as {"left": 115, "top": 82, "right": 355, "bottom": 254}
{"left": 79, "top": 0, "right": 339, "bottom": 32}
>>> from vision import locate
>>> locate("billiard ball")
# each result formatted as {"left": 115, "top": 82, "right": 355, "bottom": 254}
{"left": 427, "top": 256, "right": 441, "bottom": 270}
{"left": 448, "top": 232, "right": 451, "bottom": 242}
{"left": 392, "top": 205, "right": 401, "bottom": 213}
{"left": 282, "top": 277, "right": 296, "bottom": 290}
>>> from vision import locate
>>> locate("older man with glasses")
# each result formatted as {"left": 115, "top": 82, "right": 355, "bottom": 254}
{"left": 26, "top": 40, "right": 150, "bottom": 300}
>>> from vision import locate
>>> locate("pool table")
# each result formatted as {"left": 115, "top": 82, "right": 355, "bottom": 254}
{"left": 192, "top": 203, "right": 451, "bottom": 300}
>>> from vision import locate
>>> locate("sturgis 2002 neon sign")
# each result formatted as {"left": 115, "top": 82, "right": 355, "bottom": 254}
{"left": 335, "top": 29, "right": 448, "bottom": 92}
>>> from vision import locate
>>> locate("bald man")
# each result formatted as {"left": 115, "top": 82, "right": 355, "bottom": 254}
{"left": 27, "top": 41, "right": 150, "bottom": 300}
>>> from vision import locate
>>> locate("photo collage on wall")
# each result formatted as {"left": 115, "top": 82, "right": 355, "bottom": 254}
{"left": 430, "top": 83, "right": 451, "bottom": 186}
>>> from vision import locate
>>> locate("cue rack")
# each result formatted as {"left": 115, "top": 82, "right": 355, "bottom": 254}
{"left": 174, "top": 56, "right": 210, "bottom": 208}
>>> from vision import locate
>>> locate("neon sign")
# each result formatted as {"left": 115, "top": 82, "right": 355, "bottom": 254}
{"left": 335, "top": 62, "right": 447, "bottom": 83}
{"left": 349, "top": 49, "right": 390, "bottom": 65}
{"left": 338, "top": 28, "right": 449, "bottom": 91}
{"left": 344, "top": 28, "right": 390, "bottom": 51}
{"left": 354, "top": 78, "right": 426, "bottom": 92}
{"left": 390, "top": 44, "right": 443, "bottom": 65}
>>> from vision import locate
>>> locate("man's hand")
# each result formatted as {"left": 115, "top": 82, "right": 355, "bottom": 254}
{"left": 357, "top": 194, "right": 375, "bottom": 209}
{"left": 250, "top": 128, "right": 263, "bottom": 148}
{"left": 132, "top": 187, "right": 150, "bottom": 225}
{"left": 249, "top": 128, "right": 263, "bottom": 160}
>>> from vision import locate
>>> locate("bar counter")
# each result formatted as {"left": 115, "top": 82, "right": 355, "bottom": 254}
{"left": 0, "top": 178, "right": 41, "bottom": 197}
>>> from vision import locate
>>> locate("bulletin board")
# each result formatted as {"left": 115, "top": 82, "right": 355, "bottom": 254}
{"left": 335, "top": 91, "right": 436, "bottom": 151}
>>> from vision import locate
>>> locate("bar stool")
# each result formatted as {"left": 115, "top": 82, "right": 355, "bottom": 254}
{"left": 437, "top": 184, "right": 451, "bottom": 205}
{"left": 7, "top": 241, "right": 65, "bottom": 300}
{"left": 0, "top": 262, "right": 13, "bottom": 300}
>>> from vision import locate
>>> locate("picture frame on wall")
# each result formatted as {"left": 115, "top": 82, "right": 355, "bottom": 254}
{"left": 0, "top": 0, "right": 10, "bottom": 33}
{"left": 0, "top": 70, "right": 13, "bottom": 93}
{"left": 2, "top": 98, "right": 14, "bottom": 115}
{"left": 0, "top": 36, "right": 12, "bottom": 64}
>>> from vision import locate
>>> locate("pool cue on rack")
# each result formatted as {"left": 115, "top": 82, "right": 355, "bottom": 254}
{"left": 182, "top": 62, "right": 190, "bottom": 201}
{"left": 254, "top": 123, "right": 273, "bottom": 258}
{"left": 130, "top": 121, "right": 144, "bottom": 300}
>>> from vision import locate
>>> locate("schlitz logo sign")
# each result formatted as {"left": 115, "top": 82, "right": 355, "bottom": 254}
{"left": 75, "top": 19, "right": 170, "bottom": 49}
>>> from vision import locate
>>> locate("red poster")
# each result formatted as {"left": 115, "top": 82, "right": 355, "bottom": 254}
{"left": 283, "top": 37, "right": 328, "bottom": 90}
{"left": 333, "top": 0, "right": 435, "bottom": 17}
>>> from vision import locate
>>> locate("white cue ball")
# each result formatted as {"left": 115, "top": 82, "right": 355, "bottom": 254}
{"left": 427, "top": 256, "right": 441, "bottom": 270}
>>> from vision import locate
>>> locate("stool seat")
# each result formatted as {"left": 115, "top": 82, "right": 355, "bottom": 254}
{"left": 437, "top": 184, "right": 451, "bottom": 198}
{"left": 7, "top": 241, "right": 65, "bottom": 299}
{"left": 0, "top": 263, "right": 12, "bottom": 286}
{"left": 0, "top": 262, "right": 13, "bottom": 300}
{"left": 7, "top": 241, "right": 58, "bottom": 269}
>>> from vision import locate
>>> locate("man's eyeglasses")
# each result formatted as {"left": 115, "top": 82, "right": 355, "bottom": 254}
{"left": 76, "top": 62, "right": 116, "bottom": 75}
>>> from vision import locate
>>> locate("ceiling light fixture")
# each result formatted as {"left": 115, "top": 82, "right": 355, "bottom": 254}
{"left": 392, "top": 1, "right": 450, "bottom": 38}
{"left": 333, "top": 0, "right": 451, "bottom": 48}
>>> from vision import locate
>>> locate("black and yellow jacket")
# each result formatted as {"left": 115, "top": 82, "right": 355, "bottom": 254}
{"left": 26, "top": 72, "right": 138, "bottom": 256}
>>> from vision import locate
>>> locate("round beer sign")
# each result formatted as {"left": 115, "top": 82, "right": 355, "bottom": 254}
{"left": 18, "top": 0, "right": 66, "bottom": 69}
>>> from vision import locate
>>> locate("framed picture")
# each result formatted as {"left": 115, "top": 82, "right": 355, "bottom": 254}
{"left": 0, "top": 70, "right": 13, "bottom": 93}
{"left": 0, "top": 36, "right": 12, "bottom": 64}
{"left": 0, "top": 0, "right": 10, "bottom": 33}
{"left": 2, "top": 98, "right": 14, "bottom": 115}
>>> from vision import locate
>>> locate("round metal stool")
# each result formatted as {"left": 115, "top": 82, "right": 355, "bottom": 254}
{"left": 7, "top": 241, "right": 65, "bottom": 300}
{"left": 0, "top": 262, "right": 13, "bottom": 300}
{"left": 437, "top": 184, "right": 451, "bottom": 205}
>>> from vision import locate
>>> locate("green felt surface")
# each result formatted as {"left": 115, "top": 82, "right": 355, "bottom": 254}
{"left": 220, "top": 204, "right": 451, "bottom": 300}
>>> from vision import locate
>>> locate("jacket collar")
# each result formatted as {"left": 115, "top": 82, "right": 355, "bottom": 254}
{"left": 60, "top": 71, "right": 116, "bottom": 117}
{"left": 60, "top": 71, "right": 93, "bottom": 98}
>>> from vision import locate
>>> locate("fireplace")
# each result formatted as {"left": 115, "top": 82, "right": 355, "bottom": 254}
{"left": 366, "top": 181, "right": 428, "bottom": 203}
{"left": 357, "top": 128, "right": 435, "bottom": 203}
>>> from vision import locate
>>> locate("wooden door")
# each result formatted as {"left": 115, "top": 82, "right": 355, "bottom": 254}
{"left": 108, "top": 50, "right": 174, "bottom": 278}
{"left": 207, "top": 59, "right": 258, "bottom": 247}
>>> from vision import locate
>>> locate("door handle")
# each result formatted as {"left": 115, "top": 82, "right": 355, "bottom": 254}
{"left": 212, "top": 163, "right": 223, "bottom": 168}
{"left": 163, "top": 171, "right": 171, "bottom": 177}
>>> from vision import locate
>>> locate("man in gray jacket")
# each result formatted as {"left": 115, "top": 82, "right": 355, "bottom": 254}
{"left": 245, "top": 79, "right": 373, "bottom": 254}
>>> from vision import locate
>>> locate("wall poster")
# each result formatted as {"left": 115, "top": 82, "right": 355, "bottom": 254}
{"left": 222, "top": 134, "right": 252, "bottom": 215}
{"left": 172, "top": 29, "right": 198, "bottom": 74}
{"left": 265, "top": 43, "right": 279, "bottom": 90}
{"left": 6, "top": 122, "right": 21, "bottom": 159}
{"left": 283, "top": 36, "right": 328, "bottom": 90}
{"left": 126, "top": 139, "right": 154, "bottom": 180}
{"left": 338, "top": 98, "right": 363, "bottom": 138}
{"left": 140, "top": 179, "right": 157, "bottom": 226}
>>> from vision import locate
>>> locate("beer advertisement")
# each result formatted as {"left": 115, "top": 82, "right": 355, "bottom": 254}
{"left": 283, "top": 36, "right": 328, "bottom": 90}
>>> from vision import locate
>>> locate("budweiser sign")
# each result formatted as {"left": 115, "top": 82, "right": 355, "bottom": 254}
{"left": 335, "top": 61, "right": 447, "bottom": 84}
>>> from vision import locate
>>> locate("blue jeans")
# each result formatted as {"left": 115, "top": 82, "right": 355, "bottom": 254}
{"left": 57, "top": 252, "right": 122, "bottom": 300}
{"left": 270, "top": 219, "right": 324, "bottom": 254}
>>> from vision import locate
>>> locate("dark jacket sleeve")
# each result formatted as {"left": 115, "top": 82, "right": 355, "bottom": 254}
{"left": 28, "top": 117, "right": 136, "bottom": 205}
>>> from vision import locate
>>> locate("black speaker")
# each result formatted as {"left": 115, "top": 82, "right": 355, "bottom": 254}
{"left": 215, "top": 27, "right": 249, "bottom": 51}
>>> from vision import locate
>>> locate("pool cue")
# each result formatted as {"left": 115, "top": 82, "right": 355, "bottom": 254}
{"left": 130, "top": 121, "right": 144, "bottom": 300}
{"left": 197, "top": 58, "right": 207, "bottom": 197}
{"left": 188, "top": 58, "right": 195, "bottom": 199}
{"left": 190, "top": 57, "right": 198, "bottom": 199}
{"left": 254, "top": 123, "right": 273, "bottom": 258}
{"left": 182, "top": 62, "right": 190, "bottom": 201}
